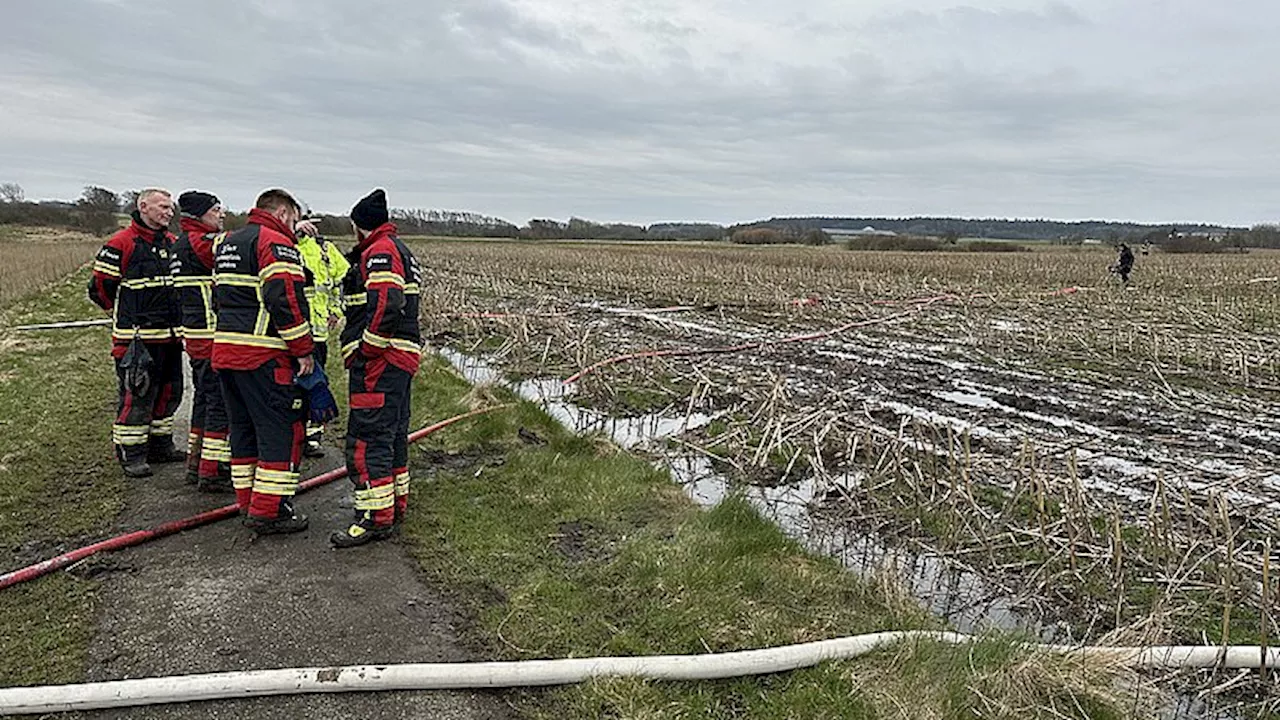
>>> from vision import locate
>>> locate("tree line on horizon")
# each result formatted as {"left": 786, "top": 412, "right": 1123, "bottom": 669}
{"left": 2, "top": 183, "right": 1278, "bottom": 249}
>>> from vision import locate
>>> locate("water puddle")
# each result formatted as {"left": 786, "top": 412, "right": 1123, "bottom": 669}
{"left": 439, "top": 346, "right": 1243, "bottom": 719}
{"left": 440, "top": 348, "right": 716, "bottom": 450}
{"left": 439, "top": 347, "right": 1047, "bottom": 637}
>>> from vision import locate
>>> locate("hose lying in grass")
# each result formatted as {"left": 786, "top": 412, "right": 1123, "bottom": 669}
{"left": 1, "top": 631, "right": 1276, "bottom": 714}
{"left": 8, "top": 318, "right": 112, "bottom": 331}
{"left": 0, "top": 407, "right": 503, "bottom": 592}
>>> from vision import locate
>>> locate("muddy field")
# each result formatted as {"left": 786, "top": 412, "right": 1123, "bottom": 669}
{"left": 414, "top": 239, "right": 1280, "bottom": 709}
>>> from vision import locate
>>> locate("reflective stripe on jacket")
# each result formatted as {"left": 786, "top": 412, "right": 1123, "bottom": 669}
{"left": 87, "top": 211, "right": 180, "bottom": 358}
{"left": 211, "top": 209, "right": 314, "bottom": 371}
{"left": 297, "top": 234, "right": 351, "bottom": 342}
{"left": 172, "top": 217, "right": 223, "bottom": 360}
{"left": 340, "top": 222, "right": 422, "bottom": 375}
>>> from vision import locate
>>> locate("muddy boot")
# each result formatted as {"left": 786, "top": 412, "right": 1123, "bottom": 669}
{"left": 197, "top": 462, "right": 233, "bottom": 494}
{"left": 122, "top": 460, "right": 154, "bottom": 479}
{"left": 147, "top": 436, "right": 188, "bottom": 465}
{"left": 185, "top": 434, "right": 203, "bottom": 485}
{"left": 331, "top": 511, "right": 393, "bottom": 549}
{"left": 304, "top": 426, "right": 325, "bottom": 458}
{"left": 197, "top": 474, "right": 234, "bottom": 494}
{"left": 244, "top": 498, "right": 309, "bottom": 535}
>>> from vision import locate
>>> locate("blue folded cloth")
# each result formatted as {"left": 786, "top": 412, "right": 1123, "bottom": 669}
{"left": 295, "top": 363, "right": 339, "bottom": 424}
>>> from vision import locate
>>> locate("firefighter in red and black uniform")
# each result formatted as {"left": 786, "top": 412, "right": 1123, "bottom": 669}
{"left": 88, "top": 189, "right": 186, "bottom": 478}
{"left": 212, "top": 189, "right": 315, "bottom": 535}
{"left": 333, "top": 189, "right": 422, "bottom": 548}
{"left": 172, "top": 190, "right": 232, "bottom": 493}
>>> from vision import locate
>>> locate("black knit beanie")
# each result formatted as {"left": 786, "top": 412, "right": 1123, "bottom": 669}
{"left": 178, "top": 190, "right": 220, "bottom": 219}
{"left": 350, "top": 189, "right": 389, "bottom": 231}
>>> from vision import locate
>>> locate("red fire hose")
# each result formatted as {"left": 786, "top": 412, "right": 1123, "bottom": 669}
{"left": 0, "top": 407, "right": 501, "bottom": 592}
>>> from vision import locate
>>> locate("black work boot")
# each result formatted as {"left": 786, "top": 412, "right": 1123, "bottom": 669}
{"left": 147, "top": 436, "right": 188, "bottom": 464}
{"left": 304, "top": 428, "right": 325, "bottom": 458}
{"left": 185, "top": 436, "right": 203, "bottom": 484}
{"left": 330, "top": 511, "right": 393, "bottom": 549}
{"left": 196, "top": 474, "right": 235, "bottom": 494}
{"left": 122, "top": 460, "right": 154, "bottom": 478}
{"left": 197, "top": 462, "right": 233, "bottom": 494}
{"left": 244, "top": 498, "right": 309, "bottom": 535}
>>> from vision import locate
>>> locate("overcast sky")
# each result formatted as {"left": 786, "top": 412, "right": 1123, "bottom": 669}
{"left": 1, "top": 0, "right": 1275, "bottom": 225}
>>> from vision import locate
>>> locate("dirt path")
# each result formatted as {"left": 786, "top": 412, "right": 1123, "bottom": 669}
{"left": 76, "top": 364, "right": 511, "bottom": 719}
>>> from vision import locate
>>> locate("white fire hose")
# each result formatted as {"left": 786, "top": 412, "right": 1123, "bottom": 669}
{"left": 3, "top": 631, "right": 1278, "bottom": 715}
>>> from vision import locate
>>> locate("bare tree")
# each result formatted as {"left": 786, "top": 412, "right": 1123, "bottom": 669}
{"left": 79, "top": 186, "right": 120, "bottom": 213}
{"left": 0, "top": 183, "right": 23, "bottom": 203}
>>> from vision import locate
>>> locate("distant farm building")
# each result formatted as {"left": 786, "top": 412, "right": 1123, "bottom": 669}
{"left": 822, "top": 226, "right": 898, "bottom": 237}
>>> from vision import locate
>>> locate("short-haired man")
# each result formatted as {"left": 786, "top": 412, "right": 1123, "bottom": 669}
{"left": 333, "top": 189, "right": 422, "bottom": 548}
{"left": 88, "top": 188, "right": 186, "bottom": 477}
{"left": 172, "top": 190, "right": 232, "bottom": 492}
{"left": 212, "top": 189, "right": 315, "bottom": 534}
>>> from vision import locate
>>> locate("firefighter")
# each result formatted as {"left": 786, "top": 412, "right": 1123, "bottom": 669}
{"left": 212, "top": 188, "right": 315, "bottom": 535}
{"left": 171, "top": 191, "right": 232, "bottom": 492}
{"left": 333, "top": 189, "right": 422, "bottom": 548}
{"left": 296, "top": 227, "right": 350, "bottom": 457}
{"left": 88, "top": 188, "right": 185, "bottom": 478}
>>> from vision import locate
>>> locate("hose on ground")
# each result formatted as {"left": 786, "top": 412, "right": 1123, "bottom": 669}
{"left": 0, "top": 407, "right": 502, "bottom": 591}
{"left": 1, "top": 631, "right": 1276, "bottom": 714}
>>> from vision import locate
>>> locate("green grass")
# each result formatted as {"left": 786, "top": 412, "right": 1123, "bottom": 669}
{"left": 400, "top": 355, "right": 1143, "bottom": 719}
{"left": 0, "top": 268, "right": 122, "bottom": 686}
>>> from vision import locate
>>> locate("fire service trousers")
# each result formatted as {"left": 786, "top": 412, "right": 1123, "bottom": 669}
{"left": 188, "top": 358, "right": 230, "bottom": 481}
{"left": 220, "top": 358, "right": 305, "bottom": 519}
{"left": 345, "top": 358, "right": 412, "bottom": 529}
{"left": 114, "top": 340, "right": 183, "bottom": 465}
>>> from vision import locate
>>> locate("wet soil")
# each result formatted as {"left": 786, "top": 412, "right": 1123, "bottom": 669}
{"left": 74, "top": 368, "right": 513, "bottom": 720}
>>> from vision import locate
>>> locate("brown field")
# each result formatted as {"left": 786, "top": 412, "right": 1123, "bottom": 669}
{"left": 0, "top": 226, "right": 102, "bottom": 310}
{"left": 412, "top": 239, "right": 1280, "bottom": 669}
{"left": 1, "top": 233, "right": 1275, "bottom": 712}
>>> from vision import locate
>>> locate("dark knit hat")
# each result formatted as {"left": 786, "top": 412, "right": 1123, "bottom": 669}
{"left": 178, "top": 190, "right": 220, "bottom": 219}
{"left": 350, "top": 189, "right": 389, "bottom": 231}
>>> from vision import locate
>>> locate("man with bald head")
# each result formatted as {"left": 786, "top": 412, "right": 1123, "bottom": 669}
{"left": 89, "top": 188, "right": 186, "bottom": 478}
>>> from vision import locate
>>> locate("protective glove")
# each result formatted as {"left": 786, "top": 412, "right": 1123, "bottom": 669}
{"left": 120, "top": 335, "right": 153, "bottom": 397}
{"left": 295, "top": 363, "right": 339, "bottom": 425}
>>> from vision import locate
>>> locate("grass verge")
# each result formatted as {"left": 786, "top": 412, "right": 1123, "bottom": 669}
{"left": 401, "top": 354, "right": 1147, "bottom": 719}
{"left": 0, "top": 267, "right": 122, "bottom": 686}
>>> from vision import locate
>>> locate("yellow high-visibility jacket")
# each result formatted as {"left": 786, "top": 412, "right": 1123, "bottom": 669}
{"left": 297, "top": 234, "right": 351, "bottom": 342}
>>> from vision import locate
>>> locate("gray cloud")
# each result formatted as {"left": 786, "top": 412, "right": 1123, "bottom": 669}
{"left": 1, "top": 0, "right": 1277, "bottom": 224}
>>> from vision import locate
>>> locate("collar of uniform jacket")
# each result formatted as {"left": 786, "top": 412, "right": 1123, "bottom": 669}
{"left": 179, "top": 216, "right": 219, "bottom": 236}
{"left": 355, "top": 222, "right": 398, "bottom": 252}
{"left": 130, "top": 209, "right": 170, "bottom": 243}
{"left": 246, "top": 207, "right": 297, "bottom": 238}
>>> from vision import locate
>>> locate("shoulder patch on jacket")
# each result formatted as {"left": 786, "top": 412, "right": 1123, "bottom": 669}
{"left": 97, "top": 246, "right": 123, "bottom": 263}
{"left": 365, "top": 254, "right": 393, "bottom": 272}
{"left": 271, "top": 244, "right": 302, "bottom": 264}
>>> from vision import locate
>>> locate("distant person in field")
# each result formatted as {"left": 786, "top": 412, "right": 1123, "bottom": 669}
{"left": 88, "top": 188, "right": 186, "bottom": 478}
{"left": 1114, "top": 243, "right": 1135, "bottom": 286}
{"left": 172, "top": 190, "right": 232, "bottom": 493}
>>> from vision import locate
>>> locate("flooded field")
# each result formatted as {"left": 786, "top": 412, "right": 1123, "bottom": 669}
{"left": 416, "top": 239, "right": 1280, "bottom": 715}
